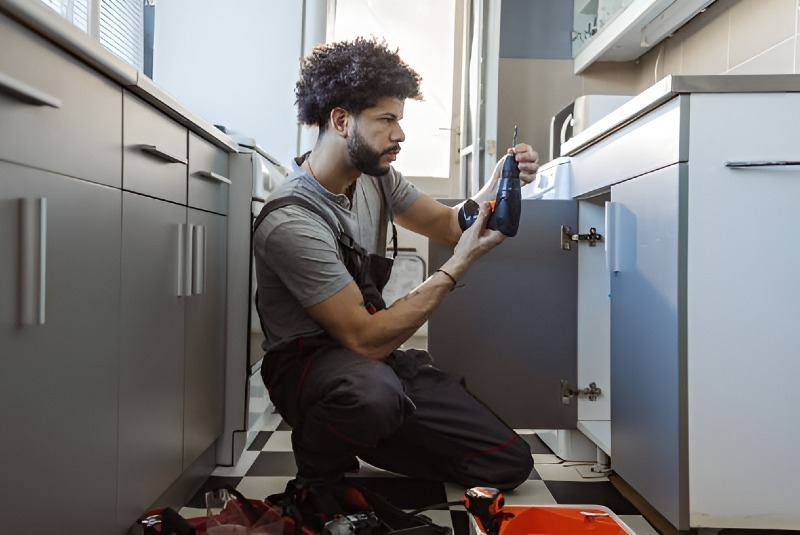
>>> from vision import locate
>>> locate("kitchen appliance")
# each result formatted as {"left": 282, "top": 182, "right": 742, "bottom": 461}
{"left": 216, "top": 127, "right": 288, "bottom": 464}
{"left": 550, "top": 95, "right": 632, "bottom": 161}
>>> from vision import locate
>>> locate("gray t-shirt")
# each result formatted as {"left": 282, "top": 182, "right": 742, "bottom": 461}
{"left": 253, "top": 163, "right": 422, "bottom": 354}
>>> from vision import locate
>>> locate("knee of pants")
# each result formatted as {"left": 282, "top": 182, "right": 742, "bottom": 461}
{"left": 498, "top": 439, "right": 534, "bottom": 490}
{"left": 333, "top": 363, "right": 409, "bottom": 435}
{"left": 472, "top": 438, "right": 534, "bottom": 491}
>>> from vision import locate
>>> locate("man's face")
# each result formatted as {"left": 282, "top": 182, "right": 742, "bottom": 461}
{"left": 346, "top": 97, "right": 405, "bottom": 176}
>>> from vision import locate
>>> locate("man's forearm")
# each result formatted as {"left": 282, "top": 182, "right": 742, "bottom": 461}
{"left": 361, "top": 262, "right": 465, "bottom": 360}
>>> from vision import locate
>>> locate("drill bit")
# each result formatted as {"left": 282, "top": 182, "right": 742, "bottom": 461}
{"left": 512, "top": 125, "right": 518, "bottom": 148}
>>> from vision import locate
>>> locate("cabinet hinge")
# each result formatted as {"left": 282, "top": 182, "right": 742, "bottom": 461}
{"left": 561, "top": 225, "right": 603, "bottom": 250}
{"left": 561, "top": 379, "right": 602, "bottom": 404}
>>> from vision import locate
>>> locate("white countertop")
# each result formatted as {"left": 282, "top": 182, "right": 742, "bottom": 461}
{"left": 0, "top": 0, "right": 240, "bottom": 153}
{"left": 562, "top": 74, "right": 800, "bottom": 157}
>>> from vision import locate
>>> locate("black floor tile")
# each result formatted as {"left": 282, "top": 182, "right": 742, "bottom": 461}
{"left": 347, "top": 477, "right": 448, "bottom": 510}
{"left": 276, "top": 420, "right": 293, "bottom": 431}
{"left": 543, "top": 480, "right": 640, "bottom": 515}
{"left": 247, "top": 431, "right": 272, "bottom": 451}
{"left": 450, "top": 510, "right": 470, "bottom": 535}
{"left": 185, "top": 476, "right": 243, "bottom": 509}
{"left": 246, "top": 451, "right": 298, "bottom": 476}
{"left": 527, "top": 464, "right": 542, "bottom": 480}
{"left": 519, "top": 433, "right": 552, "bottom": 455}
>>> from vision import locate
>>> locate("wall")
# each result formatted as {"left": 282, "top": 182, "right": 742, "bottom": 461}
{"left": 496, "top": 0, "right": 800, "bottom": 165}
{"left": 152, "top": 0, "right": 303, "bottom": 166}
{"left": 633, "top": 0, "right": 800, "bottom": 91}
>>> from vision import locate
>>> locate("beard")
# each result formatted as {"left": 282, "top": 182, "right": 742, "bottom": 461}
{"left": 347, "top": 123, "right": 399, "bottom": 177}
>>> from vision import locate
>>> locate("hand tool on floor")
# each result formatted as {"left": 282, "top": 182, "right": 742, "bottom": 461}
{"left": 463, "top": 487, "right": 505, "bottom": 535}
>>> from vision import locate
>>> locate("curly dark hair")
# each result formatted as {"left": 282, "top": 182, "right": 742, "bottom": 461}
{"left": 295, "top": 37, "right": 423, "bottom": 129}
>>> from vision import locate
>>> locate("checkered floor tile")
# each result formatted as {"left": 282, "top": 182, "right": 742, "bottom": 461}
{"left": 179, "top": 414, "right": 660, "bottom": 535}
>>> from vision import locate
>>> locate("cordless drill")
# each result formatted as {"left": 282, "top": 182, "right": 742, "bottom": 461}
{"left": 457, "top": 126, "right": 522, "bottom": 237}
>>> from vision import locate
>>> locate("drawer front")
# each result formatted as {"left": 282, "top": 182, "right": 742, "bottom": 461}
{"left": 123, "top": 91, "right": 187, "bottom": 204}
{"left": 188, "top": 132, "right": 229, "bottom": 214}
{"left": 0, "top": 15, "right": 122, "bottom": 188}
{"left": 569, "top": 96, "right": 686, "bottom": 198}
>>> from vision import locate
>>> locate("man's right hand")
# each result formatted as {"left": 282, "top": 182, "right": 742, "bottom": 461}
{"left": 451, "top": 200, "right": 506, "bottom": 271}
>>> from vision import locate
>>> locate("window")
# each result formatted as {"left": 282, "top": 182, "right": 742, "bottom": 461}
{"left": 39, "top": 0, "right": 145, "bottom": 71}
{"left": 332, "top": 0, "right": 457, "bottom": 179}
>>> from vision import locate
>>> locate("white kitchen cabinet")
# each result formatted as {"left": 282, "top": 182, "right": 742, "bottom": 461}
{"left": 0, "top": 161, "right": 122, "bottom": 534}
{"left": 565, "top": 79, "right": 800, "bottom": 531}
{"left": 431, "top": 76, "right": 800, "bottom": 531}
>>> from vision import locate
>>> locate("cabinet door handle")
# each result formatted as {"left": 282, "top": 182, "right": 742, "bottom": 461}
{"left": 196, "top": 170, "right": 232, "bottom": 185}
{"left": 177, "top": 223, "right": 194, "bottom": 297}
{"left": 605, "top": 201, "right": 620, "bottom": 273}
{"left": 138, "top": 144, "right": 187, "bottom": 165}
{"left": 19, "top": 198, "right": 47, "bottom": 325}
{"left": 0, "top": 72, "right": 62, "bottom": 108}
{"left": 605, "top": 201, "right": 636, "bottom": 273}
{"left": 192, "top": 224, "right": 206, "bottom": 295}
{"left": 725, "top": 160, "right": 800, "bottom": 168}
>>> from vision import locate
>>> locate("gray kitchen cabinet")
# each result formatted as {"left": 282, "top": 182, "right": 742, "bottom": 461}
{"left": 0, "top": 14, "right": 122, "bottom": 188}
{"left": 123, "top": 90, "right": 188, "bottom": 205}
{"left": 189, "top": 132, "right": 230, "bottom": 215}
{"left": 429, "top": 199, "right": 580, "bottom": 430}
{"left": 1, "top": 6, "right": 235, "bottom": 532}
{"left": 117, "top": 191, "right": 188, "bottom": 527}
{"left": 183, "top": 207, "right": 227, "bottom": 468}
{"left": 607, "top": 164, "right": 685, "bottom": 528}
{"left": 0, "top": 160, "right": 121, "bottom": 534}
{"left": 117, "top": 194, "right": 229, "bottom": 528}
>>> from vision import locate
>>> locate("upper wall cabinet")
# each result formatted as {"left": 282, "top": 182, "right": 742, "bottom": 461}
{"left": 572, "top": 0, "right": 716, "bottom": 73}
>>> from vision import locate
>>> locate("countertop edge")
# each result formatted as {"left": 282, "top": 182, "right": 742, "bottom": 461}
{"left": 563, "top": 74, "right": 800, "bottom": 156}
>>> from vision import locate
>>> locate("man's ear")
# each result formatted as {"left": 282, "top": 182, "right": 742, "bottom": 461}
{"left": 330, "top": 108, "right": 349, "bottom": 138}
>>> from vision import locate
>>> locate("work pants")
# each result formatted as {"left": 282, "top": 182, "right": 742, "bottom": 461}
{"left": 262, "top": 337, "right": 533, "bottom": 491}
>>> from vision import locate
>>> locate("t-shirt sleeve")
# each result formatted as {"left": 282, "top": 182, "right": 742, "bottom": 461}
{"left": 257, "top": 206, "right": 353, "bottom": 308}
{"left": 388, "top": 167, "right": 422, "bottom": 214}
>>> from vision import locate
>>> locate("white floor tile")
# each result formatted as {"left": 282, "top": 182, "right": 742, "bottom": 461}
{"left": 260, "top": 412, "right": 284, "bottom": 432}
{"left": 177, "top": 506, "right": 206, "bottom": 520}
{"left": 236, "top": 476, "right": 295, "bottom": 500}
{"left": 263, "top": 430, "right": 293, "bottom": 452}
{"left": 212, "top": 450, "right": 260, "bottom": 477}
{"left": 535, "top": 462, "right": 608, "bottom": 482}
{"left": 532, "top": 453, "right": 563, "bottom": 465}
{"left": 497, "top": 481, "right": 558, "bottom": 506}
{"left": 444, "top": 482, "right": 470, "bottom": 505}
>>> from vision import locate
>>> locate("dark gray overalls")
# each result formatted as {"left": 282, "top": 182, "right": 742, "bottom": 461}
{"left": 253, "top": 176, "right": 532, "bottom": 490}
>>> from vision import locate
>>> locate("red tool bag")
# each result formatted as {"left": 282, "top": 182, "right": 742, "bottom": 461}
{"left": 135, "top": 482, "right": 450, "bottom": 535}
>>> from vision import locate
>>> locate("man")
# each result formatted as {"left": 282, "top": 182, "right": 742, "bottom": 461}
{"left": 253, "top": 37, "right": 540, "bottom": 493}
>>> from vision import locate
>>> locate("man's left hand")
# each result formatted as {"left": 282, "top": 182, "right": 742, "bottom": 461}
{"left": 511, "top": 143, "right": 539, "bottom": 185}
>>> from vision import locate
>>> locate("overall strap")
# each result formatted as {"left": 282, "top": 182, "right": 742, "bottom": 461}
{"left": 253, "top": 194, "right": 369, "bottom": 257}
{"left": 374, "top": 176, "right": 398, "bottom": 259}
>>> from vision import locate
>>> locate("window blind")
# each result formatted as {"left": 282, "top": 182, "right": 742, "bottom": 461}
{"left": 38, "top": 0, "right": 144, "bottom": 71}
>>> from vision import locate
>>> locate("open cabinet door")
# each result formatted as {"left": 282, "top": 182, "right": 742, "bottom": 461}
{"left": 428, "top": 199, "right": 579, "bottom": 429}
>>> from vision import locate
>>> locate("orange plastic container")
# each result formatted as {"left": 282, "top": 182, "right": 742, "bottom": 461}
{"left": 470, "top": 505, "right": 636, "bottom": 535}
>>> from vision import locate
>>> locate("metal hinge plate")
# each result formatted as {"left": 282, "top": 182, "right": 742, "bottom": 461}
{"left": 561, "top": 226, "right": 603, "bottom": 250}
{"left": 561, "top": 379, "right": 603, "bottom": 404}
